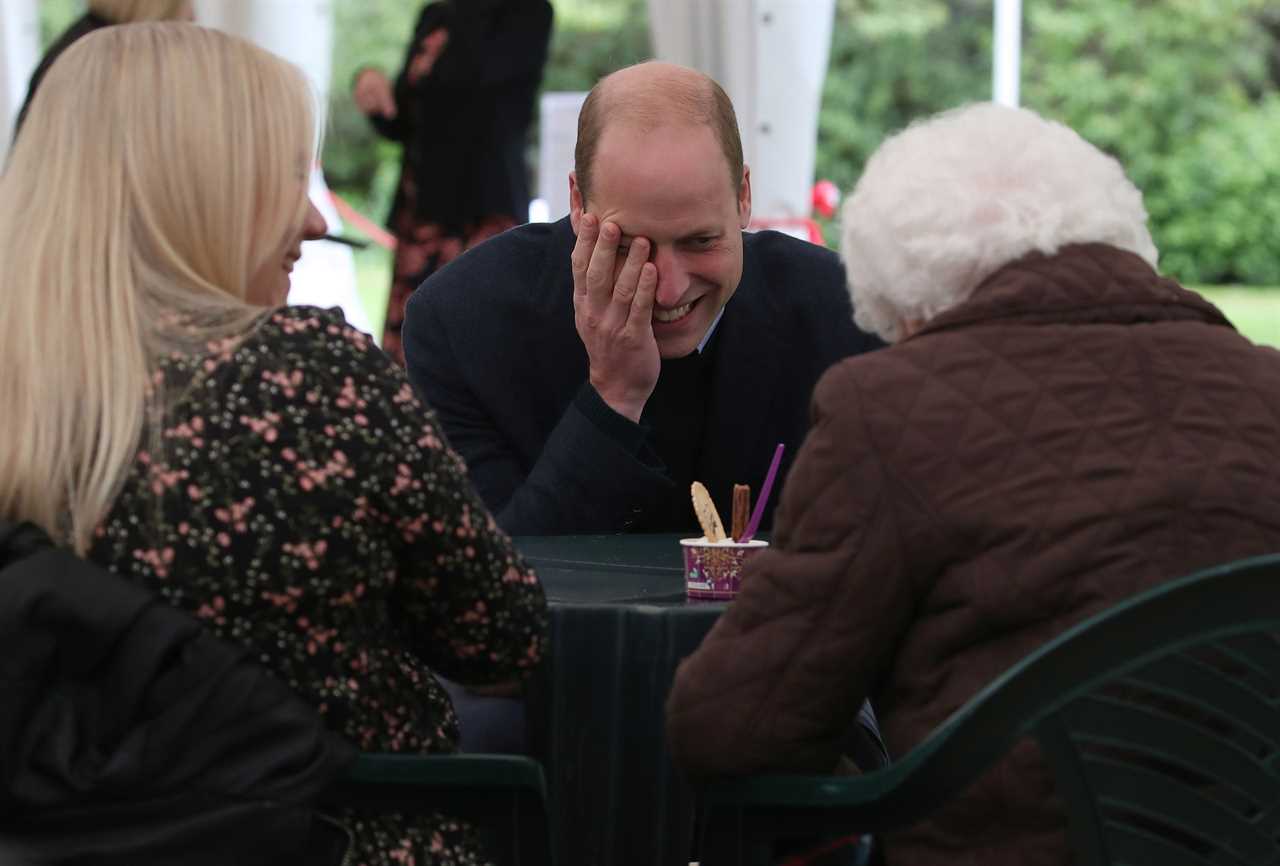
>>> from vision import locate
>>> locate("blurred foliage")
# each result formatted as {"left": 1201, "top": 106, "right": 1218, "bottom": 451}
{"left": 818, "top": 1, "right": 990, "bottom": 196}
{"left": 819, "top": 0, "right": 1280, "bottom": 283}
{"left": 540, "top": 0, "right": 650, "bottom": 93}
{"left": 1021, "top": 0, "right": 1280, "bottom": 283}
{"left": 35, "top": 0, "right": 1280, "bottom": 284}
{"left": 39, "top": 0, "right": 82, "bottom": 43}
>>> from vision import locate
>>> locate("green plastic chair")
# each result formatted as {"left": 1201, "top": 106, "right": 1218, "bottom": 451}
{"left": 334, "top": 754, "right": 554, "bottom": 866}
{"left": 695, "top": 552, "right": 1280, "bottom": 866}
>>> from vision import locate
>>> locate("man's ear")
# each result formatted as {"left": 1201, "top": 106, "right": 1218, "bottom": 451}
{"left": 738, "top": 165, "right": 753, "bottom": 229}
{"left": 569, "top": 172, "right": 584, "bottom": 234}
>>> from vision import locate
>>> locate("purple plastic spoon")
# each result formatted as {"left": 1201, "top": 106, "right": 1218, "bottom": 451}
{"left": 737, "top": 442, "right": 785, "bottom": 542}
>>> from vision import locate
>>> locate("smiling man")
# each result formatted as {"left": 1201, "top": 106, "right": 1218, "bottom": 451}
{"left": 402, "top": 61, "right": 882, "bottom": 534}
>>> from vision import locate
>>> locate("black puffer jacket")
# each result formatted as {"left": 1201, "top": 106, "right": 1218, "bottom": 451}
{"left": 0, "top": 521, "right": 356, "bottom": 865}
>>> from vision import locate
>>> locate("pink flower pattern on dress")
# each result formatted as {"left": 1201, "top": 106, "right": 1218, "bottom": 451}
{"left": 90, "top": 306, "right": 547, "bottom": 866}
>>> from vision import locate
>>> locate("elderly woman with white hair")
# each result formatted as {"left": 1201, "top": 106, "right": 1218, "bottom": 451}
{"left": 667, "top": 102, "right": 1280, "bottom": 865}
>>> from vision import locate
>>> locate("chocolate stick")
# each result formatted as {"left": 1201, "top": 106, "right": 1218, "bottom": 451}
{"left": 731, "top": 484, "right": 751, "bottom": 541}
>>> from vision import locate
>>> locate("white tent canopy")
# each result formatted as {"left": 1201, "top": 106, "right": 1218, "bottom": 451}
{"left": 647, "top": 0, "right": 835, "bottom": 234}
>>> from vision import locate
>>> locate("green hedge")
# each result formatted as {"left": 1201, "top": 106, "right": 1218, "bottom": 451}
{"left": 818, "top": 0, "right": 1280, "bottom": 285}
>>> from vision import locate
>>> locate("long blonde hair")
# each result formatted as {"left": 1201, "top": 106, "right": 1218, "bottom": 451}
{"left": 0, "top": 23, "right": 315, "bottom": 552}
{"left": 89, "top": 0, "right": 192, "bottom": 22}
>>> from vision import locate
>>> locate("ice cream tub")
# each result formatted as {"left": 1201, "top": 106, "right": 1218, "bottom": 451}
{"left": 680, "top": 537, "right": 768, "bottom": 600}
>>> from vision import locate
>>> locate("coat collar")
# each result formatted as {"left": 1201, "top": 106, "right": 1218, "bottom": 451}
{"left": 913, "top": 244, "right": 1233, "bottom": 341}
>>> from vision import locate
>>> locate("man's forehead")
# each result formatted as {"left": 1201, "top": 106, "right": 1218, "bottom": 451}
{"left": 588, "top": 186, "right": 732, "bottom": 241}
{"left": 590, "top": 124, "right": 734, "bottom": 206}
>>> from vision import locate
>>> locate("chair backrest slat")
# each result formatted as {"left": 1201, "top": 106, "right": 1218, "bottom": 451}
{"left": 1124, "top": 655, "right": 1280, "bottom": 754}
{"left": 1061, "top": 694, "right": 1277, "bottom": 805}
{"left": 1102, "top": 823, "right": 1222, "bottom": 866}
{"left": 1083, "top": 757, "right": 1271, "bottom": 862}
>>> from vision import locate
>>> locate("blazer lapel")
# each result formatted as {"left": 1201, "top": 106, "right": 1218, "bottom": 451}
{"left": 698, "top": 240, "right": 787, "bottom": 524}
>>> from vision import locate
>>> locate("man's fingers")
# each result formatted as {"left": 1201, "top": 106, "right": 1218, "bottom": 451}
{"left": 627, "top": 262, "right": 658, "bottom": 330}
{"left": 610, "top": 237, "right": 650, "bottom": 309}
{"left": 571, "top": 214, "right": 599, "bottom": 304}
{"left": 583, "top": 221, "right": 620, "bottom": 307}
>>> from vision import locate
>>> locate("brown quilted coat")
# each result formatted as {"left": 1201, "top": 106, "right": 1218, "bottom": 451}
{"left": 666, "top": 244, "right": 1280, "bottom": 866}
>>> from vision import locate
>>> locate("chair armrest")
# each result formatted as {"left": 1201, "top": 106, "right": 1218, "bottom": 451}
{"left": 702, "top": 773, "right": 892, "bottom": 809}
{"left": 345, "top": 753, "right": 547, "bottom": 797}
{"left": 696, "top": 758, "right": 948, "bottom": 838}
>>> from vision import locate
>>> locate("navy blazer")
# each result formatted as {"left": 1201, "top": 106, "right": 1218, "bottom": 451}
{"left": 403, "top": 217, "right": 882, "bottom": 535}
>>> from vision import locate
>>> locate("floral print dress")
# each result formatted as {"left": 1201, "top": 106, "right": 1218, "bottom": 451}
{"left": 90, "top": 306, "right": 548, "bottom": 866}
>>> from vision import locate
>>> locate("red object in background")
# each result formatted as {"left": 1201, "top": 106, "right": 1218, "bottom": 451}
{"left": 811, "top": 179, "right": 840, "bottom": 219}
{"left": 329, "top": 189, "right": 398, "bottom": 251}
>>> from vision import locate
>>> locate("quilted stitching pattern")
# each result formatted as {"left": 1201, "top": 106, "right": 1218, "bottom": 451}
{"left": 667, "top": 244, "right": 1280, "bottom": 866}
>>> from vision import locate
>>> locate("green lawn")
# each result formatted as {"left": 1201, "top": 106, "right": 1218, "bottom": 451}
{"left": 354, "top": 247, "right": 392, "bottom": 340}
{"left": 1195, "top": 286, "right": 1280, "bottom": 348}
{"left": 352, "top": 247, "right": 1279, "bottom": 350}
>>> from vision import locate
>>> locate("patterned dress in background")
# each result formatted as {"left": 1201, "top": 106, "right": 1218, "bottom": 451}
{"left": 383, "top": 212, "right": 514, "bottom": 366}
{"left": 368, "top": 0, "right": 554, "bottom": 365}
{"left": 89, "top": 306, "right": 548, "bottom": 866}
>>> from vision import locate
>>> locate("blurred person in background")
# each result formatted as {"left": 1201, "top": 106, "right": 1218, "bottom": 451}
{"left": 353, "top": 0, "right": 554, "bottom": 365}
{"left": 13, "top": 0, "right": 195, "bottom": 138}
{"left": 0, "top": 23, "right": 547, "bottom": 866}
{"left": 667, "top": 102, "right": 1280, "bottom": 866}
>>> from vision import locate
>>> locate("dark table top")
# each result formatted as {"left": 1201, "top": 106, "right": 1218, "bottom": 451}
{"left": 516, "top": 533, "right": 702, "bottom": 607}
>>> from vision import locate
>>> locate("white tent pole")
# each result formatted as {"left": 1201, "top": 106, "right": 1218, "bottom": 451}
{"left": 0, "top": 0, "right": 38, "bottom": 159}
{"left": 993, "top": 0, "right": 1022, "bottom": 107}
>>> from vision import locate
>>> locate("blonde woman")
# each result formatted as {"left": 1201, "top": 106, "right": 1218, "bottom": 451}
{"left": 0, "top": 23, "right": 546, "bottom": 866}
{"left": 13, "top": 0, "right": 195, "bottom": 137}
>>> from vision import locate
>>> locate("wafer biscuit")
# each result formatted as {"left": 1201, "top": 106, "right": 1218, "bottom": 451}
{"left": 690, "top": 481, "right": 726, "bottom": 542}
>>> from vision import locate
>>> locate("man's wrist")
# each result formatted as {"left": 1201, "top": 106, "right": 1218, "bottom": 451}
{"left": 574, "top": 383, "right": 648, "bottom": 456}
{"left": 590, "top": 379, "right": 647, "bottom": 423}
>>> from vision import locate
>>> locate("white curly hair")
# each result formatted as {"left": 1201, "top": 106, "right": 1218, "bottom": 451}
{"left": 840, "top": 102, "right": 1158, "bottom": 343}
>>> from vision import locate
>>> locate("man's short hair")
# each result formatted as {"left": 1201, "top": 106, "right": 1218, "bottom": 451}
{"left": 574, "top": 64, "right": 744, "bottom": 204}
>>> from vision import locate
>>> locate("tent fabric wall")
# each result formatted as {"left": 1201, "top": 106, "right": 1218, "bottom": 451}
{"left": 647, "top": 0, "right": 834, "bottom": 230}
{"left": 0, "top": 0, "right": 37, "bottom": 161}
